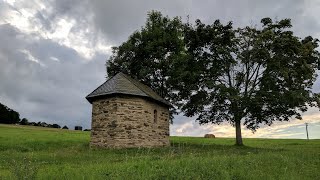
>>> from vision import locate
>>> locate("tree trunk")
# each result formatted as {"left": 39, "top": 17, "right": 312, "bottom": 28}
{"left": 235, "top": 119, "right": 243, "bottom": 146}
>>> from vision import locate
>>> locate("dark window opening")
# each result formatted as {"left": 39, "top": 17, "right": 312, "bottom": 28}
{"left": 154, "top": 109, "right": 157, "bottom": 123}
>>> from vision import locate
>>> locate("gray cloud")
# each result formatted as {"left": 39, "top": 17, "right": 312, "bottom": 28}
{"left": 58, "top": 0, "right": 319, "bottom": 44}
{"left": 88, "top": 0, "right": 190, "bottom": 43}
{"left": 0, "top": 24, "right": 106, "bottom": 129}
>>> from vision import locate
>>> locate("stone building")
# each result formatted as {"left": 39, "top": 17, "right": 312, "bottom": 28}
{"left": 86, "top": 72, "right": 171, "bottom": 148}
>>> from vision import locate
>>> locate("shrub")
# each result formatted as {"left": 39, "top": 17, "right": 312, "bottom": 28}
{"left": 20, "top": 118, "right": 29, "bottom": 125}
{"left": 51, "top": 124, "right": 61, "bottom": 129}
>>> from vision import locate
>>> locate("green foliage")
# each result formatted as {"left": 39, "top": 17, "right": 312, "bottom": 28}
{"left": 20, "top": 118, "right": 29, "bottom": 125}
{"left": 107, "top": 12, "right": 320, "bottom": 145}
{"left": 0, "top": 102, "right": 20, "bottom": 124}
{"left": 107, "top": 11, "right": 185, "bottom": 119}
{"left": 177, "top": 18, "right": 320, "bottom": 137}
{"left": 0, "top": 125, "right": 319, "bottom": 179}
{"left": 50, "top": 123, "right": 61, "bottom": 129}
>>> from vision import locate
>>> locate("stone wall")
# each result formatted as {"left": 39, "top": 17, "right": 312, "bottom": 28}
{"left": 90, "top": 95, "right": 170, "bottom": 148}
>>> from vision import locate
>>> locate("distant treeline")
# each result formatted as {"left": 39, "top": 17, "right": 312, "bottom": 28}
{"left": 0, "top": 102, "right": 88, "bottom": 130}
{"left": 20, "top": 118, "right": 62, "bottom": 129}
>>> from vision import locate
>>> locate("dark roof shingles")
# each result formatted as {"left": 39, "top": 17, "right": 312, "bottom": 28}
{"left": 86, "top": 72, "right": 171, "bottom": 107}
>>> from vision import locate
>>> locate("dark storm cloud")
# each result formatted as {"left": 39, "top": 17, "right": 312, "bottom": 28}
{"left": 53, "top": 0, "right": 319, "bottom": 44}
{"left": 0, "top": 24, "right": 105, "bottom": 128}
{"left": 44, "top": 0, "right": 191, "bottom": 43}
{"left": 44, "top": 0, "right": 320, "bottom": 47}
{"left": 88, "top": 0, "right": 189, "bottom": 43}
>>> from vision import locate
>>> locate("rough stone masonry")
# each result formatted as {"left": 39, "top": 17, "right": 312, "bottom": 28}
{"left": 86, "top": 72, "right": 171, "bottom": 148}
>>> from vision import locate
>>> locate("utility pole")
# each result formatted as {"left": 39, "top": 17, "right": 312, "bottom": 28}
{"left": 305, "top": 123, "right": 309, "bottom": 140}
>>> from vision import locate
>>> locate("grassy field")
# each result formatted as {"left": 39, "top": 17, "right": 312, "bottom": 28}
{"left": 0, "top": 124, "right": 319, "bottom": 180}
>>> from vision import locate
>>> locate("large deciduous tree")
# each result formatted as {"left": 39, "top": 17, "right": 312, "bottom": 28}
{"left": 107, "top": 11, "right": 185, "bottom": 111}
{"left": 175, "top": 18, "right": 320, "bottom": 145}
{"left": 107, "top": 11, "right": 320, "bottom": 145}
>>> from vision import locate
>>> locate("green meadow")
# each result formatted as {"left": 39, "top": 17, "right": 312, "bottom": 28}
{"left": 0, "top": 124, "right": 319, "bottom": 180}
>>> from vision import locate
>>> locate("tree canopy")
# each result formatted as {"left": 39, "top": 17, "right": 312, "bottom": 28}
{"left": 0, "top": 102, "right": 20, "bottom": 124}
{"left": 107, "top": 11, "right": 185, "bottom": 118}
{"left": 107, "top": 11, "right": 320, "bottom": 145}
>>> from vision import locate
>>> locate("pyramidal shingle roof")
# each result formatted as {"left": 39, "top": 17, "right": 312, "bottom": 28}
{"left": 86, "top": 72, "right": 171, "bottom": 107}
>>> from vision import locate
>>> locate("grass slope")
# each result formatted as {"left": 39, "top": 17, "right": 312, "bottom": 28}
{"left": 0, "top": 124, "right": 319, "bottom": 179}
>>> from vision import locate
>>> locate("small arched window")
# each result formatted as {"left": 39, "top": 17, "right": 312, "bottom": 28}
{"left": 154, "top": 109, "right": 158, "bottom": 124}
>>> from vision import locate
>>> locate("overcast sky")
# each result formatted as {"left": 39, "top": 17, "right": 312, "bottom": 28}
{"left": 1, "top": 0, "right": 320, "bottom": 139}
